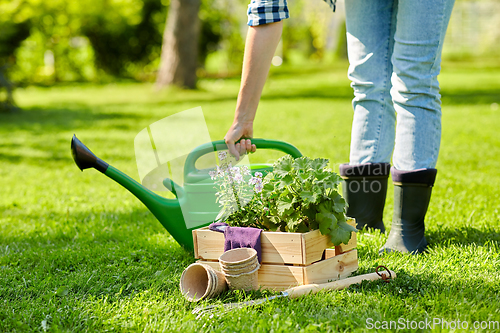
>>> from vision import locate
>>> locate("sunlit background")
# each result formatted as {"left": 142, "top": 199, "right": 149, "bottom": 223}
{"left": 1, "top": 0, "right": 499, "bottom": 92}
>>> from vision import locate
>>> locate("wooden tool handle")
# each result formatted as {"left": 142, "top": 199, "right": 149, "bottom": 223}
{"left": 284, "top": 270, "right": 396, "bottom": 299}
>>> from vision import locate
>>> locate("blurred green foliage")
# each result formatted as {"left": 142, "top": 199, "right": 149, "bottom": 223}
{"left": 0, "top": 0, "right": 497, "bottom": 88}
{"left": 1, "top": 0, "right": 167, "bottom": 84}
{"left": 81, "top": 0, "right": 165, "bottom": 78}
{"left": 0, "top": 18, "right": 31, "bottom": 110}
{"left": 198, "top": 1, "right": 244, "bottom": 75}
{"left": 0, "top": 0, "right": 345, "bottom": 86}
{"left": 0, "top": 0, "right": 240, "bottom": 85}
{"left": 0, "top": 19, "right": 31, "bottom": 60}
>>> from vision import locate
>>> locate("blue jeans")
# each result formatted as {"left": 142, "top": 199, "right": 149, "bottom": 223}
{"left": 345, "top": 0, "right": 455, "bottom": 171}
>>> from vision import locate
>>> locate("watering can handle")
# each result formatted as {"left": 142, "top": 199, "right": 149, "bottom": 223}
{"left": 184, "top": 138, "right": 302, "bottom": 172}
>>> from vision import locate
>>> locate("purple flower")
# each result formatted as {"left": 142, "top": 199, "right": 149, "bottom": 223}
{"left": 254, "top": 182, "right": 263, "bottom": 193}
{"left": 217, "top": 165, "right": 225, "bottom": 177}
{"left": 218, "top": 151, "right": 227, "bottom": 161}
{"left": 233, "top": 173, "right": 244, "bottom": 183}
{"left": 231, "top": 166, "right": 241, "bottom": 176}
{"left": 241, "top": 165, "right": 251, "bottom": 176}
{"left": 255, "top": 172, "right": 263, "bottom": 178}
{"left": 249, "top": 176, "right": 262, "bottom": 185}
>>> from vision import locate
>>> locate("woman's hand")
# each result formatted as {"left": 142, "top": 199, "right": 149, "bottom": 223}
{"left": 224, "top": 121, "right": 256, "bottom": 161}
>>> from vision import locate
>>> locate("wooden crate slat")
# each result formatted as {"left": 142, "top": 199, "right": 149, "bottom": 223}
{"left": 194, "top": 228, "right": 225, "bottom": 260}
{"left": 193, "top": 218, "right": 357, "bottom": 266}
{"left": 303, "top": 249, "right": 358, "bottom": 285}
{"left": 194, "top": 227, "right": 305, "bottom": 264}
{"left": 334, "top": 232, "right": 357, "bottom": 255}
{"left": 260, "top": 231, "right": 303, "bottom": 264}
{"left": 196, "top": 260, "right": 303, "bottom": 291}
{"left": 196, "top": 254, "right": 358, "bottom": 291}
{"left": 257, "top": 264, "right": 303, "bottom": 290}
{"left": 324, "top": 248, "right": 337, "bottom": 259}
{"left": 302, "top": 230, "right": 331, "bottom": 265}
{"left": 192, "top": 229, "right": 199, "bottom": 259}
{"left": 302, "top": 218, "right": 356, "bottom": 264}
{"left": 198, "top": 260, "right": 220, "bottom": 271}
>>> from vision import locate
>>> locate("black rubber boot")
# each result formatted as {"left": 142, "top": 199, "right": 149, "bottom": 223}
{"left": 379, "top": 167, "right": 437, "bottom": 254}
{"left": 339, "top": 163, "right": 391, "bottom": 232}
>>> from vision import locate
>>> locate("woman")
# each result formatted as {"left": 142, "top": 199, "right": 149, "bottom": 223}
{"left": 224, "top": 0, "right": 455, "bottom": 254}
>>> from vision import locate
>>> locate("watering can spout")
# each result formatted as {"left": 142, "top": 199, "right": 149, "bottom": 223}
{"left": 71, "top": 135, "right": 109, "bottom": 173}
{"left": 71, "top": 135, "right": 196, "bottom": 251}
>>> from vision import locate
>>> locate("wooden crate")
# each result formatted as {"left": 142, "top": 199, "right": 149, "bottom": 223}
{"left": 193, "top": 218, "right": 358, "bottom": 291}
{"left": 198, "top": 249, "right": 358, "bottom": 291}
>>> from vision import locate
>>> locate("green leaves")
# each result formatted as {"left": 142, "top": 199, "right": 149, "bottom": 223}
{"left": 332, "top": 194, "right": 346, "bottom": 213}
{"left": 329, "top": 221, "right": 357, "bottom": 246}
{"left": 297, "top": 170, "right": 312, "bottom": 182}
{"left": 261, "top": 155, "right": 352, "bottom": 244}
{"left": 219, "top": 154, "right": 352, "bottom": 245}
{"left": 299, "top": 191, "right": 314, "bottom": 203}
{"left": 279, "top": 174, "right": 294, "bottom": 187}
{"left": 277, "top": 197, "right": 293, "bottom": 214}
{"left": 316, "top": 202, "right": 337, "bottom": 234}
{"left": 273, "top": 155, "right": 294, "bottom": 177}
{"left": 314, "top": 169, "right": 330, "bottom": 181}
{"left": 293, "top": 157, "right": 310, "bottom": 171}
{"left": 311, "top": 158, "right": 328, "bottom": 171}
{"left": 285, "top": 212, "right": 301, "bottom": 232}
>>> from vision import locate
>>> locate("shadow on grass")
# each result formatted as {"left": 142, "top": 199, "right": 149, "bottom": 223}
{"left": 0, "top": 206, "right": 194, "bottom": 293}
{"left": 0, "top": 206, "right": 179, "bottom": 246}
{"left": 263, "top": 84, "right": 354, "bottom": 101}
{"left": 427, "top": 225, "right": 500, "bottom": 248}
{"left": 0, "top": 211, "right": 194, "bottom": 330}
{"left": 198, "top": 269, "right": 499, "bottom": 332}
{"left": 441, "top": 89, "right": 500, "bottom": 106}
{"left": 0, "top": 104, "right": 147, "bottom": 166}
{"left": 0, "top": 105, "right": 146, "bottom": 132}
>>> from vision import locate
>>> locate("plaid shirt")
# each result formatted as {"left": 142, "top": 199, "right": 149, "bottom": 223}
{"left": 247, "top": 0, "right": 336, "bottom": 26}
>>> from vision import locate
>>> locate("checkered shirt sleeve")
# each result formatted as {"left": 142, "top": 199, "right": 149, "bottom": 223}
{"left": 247, "top": 0, "right": 289, "bottom": 27}
{"left": 246, "top": 0, "right": 336, "bottom": 27}
{"left": 323, "top": 0, "right": 336, "bottom": 12}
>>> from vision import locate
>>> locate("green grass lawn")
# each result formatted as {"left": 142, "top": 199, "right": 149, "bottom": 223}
{"left": 1, "top": 60, "right": 500, "bottom": 332}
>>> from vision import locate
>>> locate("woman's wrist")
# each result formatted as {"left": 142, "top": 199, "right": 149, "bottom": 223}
{"left": 233, "top": 110, "right": 255, "bottom": 125}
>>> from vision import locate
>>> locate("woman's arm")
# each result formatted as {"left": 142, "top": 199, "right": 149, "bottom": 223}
{"left": 224, "top": 20, "right": 283, "bottom": 160}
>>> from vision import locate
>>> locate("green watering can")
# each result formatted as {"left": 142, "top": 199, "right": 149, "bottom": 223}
{"left": 71, "top": 135, "right": 302, "bottom": 252}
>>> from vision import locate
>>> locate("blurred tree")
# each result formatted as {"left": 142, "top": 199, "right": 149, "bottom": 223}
{"left": 156, "top": 0, "right": 201, "bottom": 89}
{"left": 0, "top": 67, "right": 17, "bottom": 112}
{"left": 0, "top": 19, "right": 31, "bottom": 111}
{"left": 197, "top": 0, "right": 245, "bottom": 76}
{"left": 3, "top": 0, "right": 166, "bottom": 83}
{"left": 82, "top": 0, "right": 165, "bottom": 77}
{"left": 198, "top": 4, "right": 223, "bottom": 68}
{"left": 0, "top": 0, "right": 247, "bottom": 85}
{"left": 5, "top": 0, "right": 99, "bottom": 84}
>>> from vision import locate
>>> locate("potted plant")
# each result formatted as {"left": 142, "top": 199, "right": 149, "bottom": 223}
{"left": 193, "top": 153, "right": 359, "bottom": 290}
{"left": 210, "top": 153, "right": 357, "bottom": 246}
